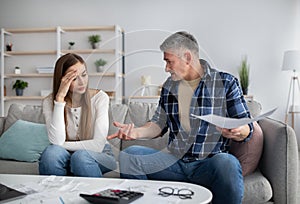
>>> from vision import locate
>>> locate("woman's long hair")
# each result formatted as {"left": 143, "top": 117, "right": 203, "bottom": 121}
{"left": 52, "top": 53, "right": 92, "bottom": 140}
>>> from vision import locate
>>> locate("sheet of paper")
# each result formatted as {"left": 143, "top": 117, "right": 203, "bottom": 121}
{"left": 10, "top": 176, "right": 90, "bottom": 204}
{"left": 191, "top": 108, "right": 277, "bottom": 129}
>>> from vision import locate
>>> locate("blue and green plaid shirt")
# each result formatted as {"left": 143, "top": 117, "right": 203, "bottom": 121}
{"left": 151, "top": 59, "right": 253, "bottom": 161}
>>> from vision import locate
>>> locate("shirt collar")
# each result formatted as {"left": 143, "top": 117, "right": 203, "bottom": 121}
{"left": 200, "top": 59, "right": 213, "bottom": 80}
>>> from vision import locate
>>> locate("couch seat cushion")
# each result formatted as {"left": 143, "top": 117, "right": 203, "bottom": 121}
{"left": 0, "top": 120, "right": 50, "bottom": 162}
{"left": 243, "top": 170, "right": 273, "bottom": 203}
{"left": 0, "top": 160, "right": 39, "bottom": 174}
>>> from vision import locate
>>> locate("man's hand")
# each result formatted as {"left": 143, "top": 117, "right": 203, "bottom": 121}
{"left": 216, "top": 124, "right": 250, "bottom": 141}
{"left": 107, "top": 121, "right": 136, "bottom": 140}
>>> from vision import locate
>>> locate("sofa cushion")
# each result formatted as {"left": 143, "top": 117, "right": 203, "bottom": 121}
{"left": 0, "top": 117, "right": 5, "bottom": 136}
{"left": 4, "top": 104, "right": 45, "bottom": 132}
{"left": 259, "top": 118, "right": 299, "bottom": 204}
{"left": 108, "top": 104, "right": 128, "bottom": 159}
{"left": 246, "top": 100, "right": 262, "bottom": 118}
{"left": 121, "top": 102, "right": 169, "bottom": 151}
{"left": 230, "top": 121, "right": 263, "bottom": 176}
{"left": 243, "top": 170, "right": 273, "bottom": 203}
{"left": 124, "top": 102, "right": 157, "bottom": 126}
{"left": 0, "top": 160, "right": 39, "bottom": 174}
{"left": 0, "top": 120, "right": 50, "bottom": 162}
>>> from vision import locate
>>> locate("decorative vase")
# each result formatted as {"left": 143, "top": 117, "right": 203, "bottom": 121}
{"left": 97, "top": 66, "right": 104, "bottom": 72}
{"left": 91, "top": 42, "right": 99, "bottom": 49}
{"left": 15, "top": 89, "right": 23, "bottom": 96}
{"left": 242, "top": 88, "right": 248, "bottom": 95}
{"left": 6, "top": 44, "right": 12, "bottom": 51}
{"left": 15, "top": 67, "right": 21, "bottom": 74}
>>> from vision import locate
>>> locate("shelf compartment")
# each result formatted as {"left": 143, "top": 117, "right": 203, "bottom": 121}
{"left": 61, "top": 49, "right": 115, "bottom": 54}
{"left": 4, "top": 95, "right": 115, "bottom": 101}
{"left": 4, "top": 96, "right": 46, "bottom": 101}
{"left": 4, "top": 73, "right": 53, "bottom": 78}
{"left": 61, "top": 26, "right": 116, "bottom": 32}
{"left": 4, "top": 73, "right": 116, "bottom": 78}
{"left": 129, "top": 96, "right": 160, "bottom": 99}
{"left": 5, "top": 27, "right": 57, "bottom": 33}
{"left": 89, "top": 72, "right": 115, "bottom": 77}
{"left": 5, "top": 51, "right": 57, "bottom": 55}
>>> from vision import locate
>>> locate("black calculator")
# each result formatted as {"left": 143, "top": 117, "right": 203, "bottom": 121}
{"left": 80, "top": 189, "right": 144, "bottom": 204}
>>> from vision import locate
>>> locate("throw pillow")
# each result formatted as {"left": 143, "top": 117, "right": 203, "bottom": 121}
{"left": 0, "top": 120, "right": 50, "bottom": 162}
{"left": 229, "top": 121, "right": 264, "bottom": 176}
{"left": 4, "top": 104, "right": 44, "bottom": 132}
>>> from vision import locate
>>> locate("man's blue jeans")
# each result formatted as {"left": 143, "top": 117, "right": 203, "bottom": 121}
{"left": 39, "top": 144, "right": 117, "bottom": 177}
{"left": 119, "top": 145, "right": 243, "bottom": 204}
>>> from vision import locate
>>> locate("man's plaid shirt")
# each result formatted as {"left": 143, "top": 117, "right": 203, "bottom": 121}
{"left": 151, "top": 59, "right": 253, "bottom": 161}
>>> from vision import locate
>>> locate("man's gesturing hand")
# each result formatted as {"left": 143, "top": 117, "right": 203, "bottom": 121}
{"left": 107, "top": 121, "right": 136, "bottom": 140}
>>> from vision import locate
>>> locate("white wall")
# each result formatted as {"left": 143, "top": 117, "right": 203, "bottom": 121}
{"left": 0, "top": 0, "right": 299, "bottom": 142}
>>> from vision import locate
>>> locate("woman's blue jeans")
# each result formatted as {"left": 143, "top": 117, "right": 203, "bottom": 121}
{"left": 119, "top": 145, "right": 243, "bottom": 204}
{"left": 39, "top": 144, "right": 117, "bottom": 177}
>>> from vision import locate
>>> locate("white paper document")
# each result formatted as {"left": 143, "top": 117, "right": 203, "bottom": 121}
{"left": 191, "top": 108, "right": 277, "bottom": 129}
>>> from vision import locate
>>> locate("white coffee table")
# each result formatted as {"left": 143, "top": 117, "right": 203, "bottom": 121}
{"left": 0, "top": 174, "right": 212, "bottom": 204}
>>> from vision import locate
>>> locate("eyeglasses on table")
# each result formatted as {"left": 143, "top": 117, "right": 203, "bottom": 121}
{"left": 158, "top": 186, "right": 194, "bottom": 199}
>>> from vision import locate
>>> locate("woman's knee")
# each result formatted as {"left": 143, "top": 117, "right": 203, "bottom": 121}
{"left": 40, "top": 144, "right": 69, "bottom": 163}
{"left": 71, "top": 150, "right": 93, "bottom": 164}
{"left": 39, "top": 145, "right": 70, "bottom": 175}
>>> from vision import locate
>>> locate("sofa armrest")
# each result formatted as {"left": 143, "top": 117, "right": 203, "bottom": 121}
{"left": 258, "top": 117, "right": 299, "bottom": 204}
{"left": 0, "top": 117, "right": 6, "bottom": 136}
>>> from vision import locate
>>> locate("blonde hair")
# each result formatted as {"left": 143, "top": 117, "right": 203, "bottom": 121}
{"left": 52, "top": 53, "right": 92, "bottom": 140}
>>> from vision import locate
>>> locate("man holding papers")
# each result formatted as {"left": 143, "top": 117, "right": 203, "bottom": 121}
{"left": 108, "top": 31, "right": 253, "bottom": 204}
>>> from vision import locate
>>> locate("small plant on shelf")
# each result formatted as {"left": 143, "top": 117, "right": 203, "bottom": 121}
{"left": 6, "top": 43, "right": 13, "bottom": 51}
{"left": 14, "top": 66, "right": 21, "bottom": 74}
{"left": 68, "top": 41, "right": 75, "bottom": 50}
{"left": 238, "top": 57, "right": 250, "bottom": 95}
{"left": 88, "top": 34, "right": 101, "bottom": 49}
{"left": 94, "top": 58, "right": 107, "bottom": 72}
{"left": 12, "top": 79, "right": 28, "bottom": 96}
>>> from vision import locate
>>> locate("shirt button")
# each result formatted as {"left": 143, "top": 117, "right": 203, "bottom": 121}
{"left": 75, "top": 116, "right": 78, "bottom": 119}
{"left": 74, "top": 109, "right": 77, "bottom": 112}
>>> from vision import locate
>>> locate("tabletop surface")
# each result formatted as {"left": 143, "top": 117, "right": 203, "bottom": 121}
{"left": 0, "top": 174, "right": 212, "bottom": 204}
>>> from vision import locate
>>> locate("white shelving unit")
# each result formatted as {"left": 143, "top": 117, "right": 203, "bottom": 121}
{"left": 0, "top": 25, "right": 124, "bottom": 116}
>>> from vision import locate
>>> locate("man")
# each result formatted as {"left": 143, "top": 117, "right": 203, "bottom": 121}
{"left": 107, "top": 31, "right": 253, "bottom": 204}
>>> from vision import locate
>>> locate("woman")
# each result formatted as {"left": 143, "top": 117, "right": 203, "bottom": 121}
{"left": 39, "top": 53, "right": 117, "bottom": 177}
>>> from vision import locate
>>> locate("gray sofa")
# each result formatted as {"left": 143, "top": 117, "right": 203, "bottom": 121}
{"left": 0, "top": 101, "right": 298, "bottom": 204}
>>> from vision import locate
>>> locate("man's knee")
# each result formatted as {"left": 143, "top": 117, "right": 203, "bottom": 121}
{"left": 211, "top": 153, "right": 241, "bottom": 173}
{"left": 122, "top": 145, "right": 149, "bottom": 155}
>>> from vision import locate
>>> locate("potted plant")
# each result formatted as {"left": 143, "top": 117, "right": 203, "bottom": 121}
{"left": 238, "top": 57, "right": 250, "bottom": 95}
{"left": 6, "top": 43, "right": 13, "bottom": 51}
{"left": 88, "top": 34, "right": 101, "bottom": 49}
{"left": 14, "top": 66, "right": 21, "bottom": 74}
{"left": 12, "top": 79, "right": 28, "bottom": 96}
{"left": 94, "top": 58, "right": 107, "bottom": 72}
{"left": 68, "top": 41, "right": 75, "bottom": 50}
